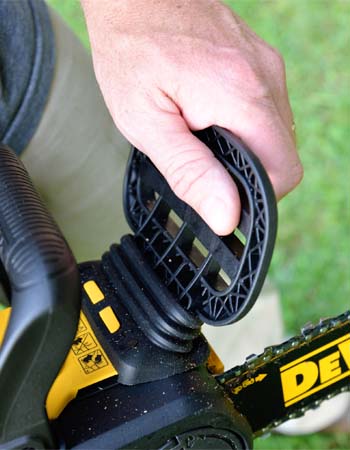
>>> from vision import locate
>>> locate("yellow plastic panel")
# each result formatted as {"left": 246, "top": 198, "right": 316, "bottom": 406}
{"left": 0, "top": 307, "right": 117, "bottom": 420}
{"left": 46, "top": 311, "right": 117, "bottom": 419}
{"left": 83, "top": 280, "right": 104, "bottom": 304}
{"left": 0, "top": 307, "right": 11, "bottom": 344}
{"left": 99, "top": 306, "right": 121, "bottom": 333}
{"left": 206, "top": 344, "right": 225, "bottom": 375}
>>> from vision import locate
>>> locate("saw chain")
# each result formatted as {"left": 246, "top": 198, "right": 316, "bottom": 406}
{"left": 218, "top": 310, "right": 350, "bottom": 436}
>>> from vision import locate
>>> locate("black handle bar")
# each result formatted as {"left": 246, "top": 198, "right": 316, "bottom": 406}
{"left": 0, "top": 145, "right": 80, "bottom": 449}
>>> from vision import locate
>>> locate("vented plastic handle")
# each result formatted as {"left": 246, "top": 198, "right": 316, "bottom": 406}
{"left": 0, "top": 145, "right": 80, "bottom": 448}
{"left": 124, "top": 126, "right": 277, "bottom": 326}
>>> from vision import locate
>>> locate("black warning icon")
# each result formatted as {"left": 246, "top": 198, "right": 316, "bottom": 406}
{"left": 72, "top": 332, "right": 97, "bottom": 355}
{"left": 79, "top": 350, "right": 108, "bottom": 374}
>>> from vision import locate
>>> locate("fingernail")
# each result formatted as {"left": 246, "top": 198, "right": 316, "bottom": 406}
{"left": 200, "top": 195, "right": 233, "bottom": 235}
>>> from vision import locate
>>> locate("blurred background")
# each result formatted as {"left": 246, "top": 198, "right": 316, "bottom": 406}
{"left": 41, "top": 0, "right": 350, "bottom": 448}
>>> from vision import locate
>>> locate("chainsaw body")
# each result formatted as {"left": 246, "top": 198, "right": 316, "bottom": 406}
{"left": 0, "top": 127, "right": 348, "bottom": 450}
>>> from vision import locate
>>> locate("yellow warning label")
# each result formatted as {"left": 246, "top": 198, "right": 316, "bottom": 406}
{"left": 79, "top": 349, "right": 108, "bottom": 374}
{"left": 46, "top": 311, "right": 117, "bottom": 419}
{"left": 0, "top": 303, "right": 118, "bottom": 421}
{"left": 77, "top": 318, "right": 87, "bottom": 334}
{"left": 72, "top": 332, "right": 97, "bottom": 355}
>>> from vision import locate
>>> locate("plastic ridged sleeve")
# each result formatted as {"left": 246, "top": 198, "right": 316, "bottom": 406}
{"left": 124, "top": 126, "right": 277, "bottom": 326}
{"left": 0, "top": 145, "right": 81, "bottom": 449}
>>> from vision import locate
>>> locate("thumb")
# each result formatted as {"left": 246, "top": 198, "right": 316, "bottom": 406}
{"left": 139, "top": 112, "right": 240, "bottom": 235}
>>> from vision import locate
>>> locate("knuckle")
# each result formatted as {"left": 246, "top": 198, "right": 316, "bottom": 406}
{"left": 233, "top": 54, "right": 274, "bottom": 105}
{"left": 281, "top": 162, "right": 304, "bottom": 197}
{"left": 270, "top": 47, "right": 287, "bottom": 76}
{"left": 223, "top": 52, "right": 273, "bottom": 105}
{"left": 270, "top": 46, "right": 285, "bottom": 65}
{"left": 252, "top": 79, "right": 273, "bottom": 104}
{"left": 291, "top": 162, "right": 304, "bottom": 187}
{"left": 247, "top": 75, "right": 274, "bottom": 108}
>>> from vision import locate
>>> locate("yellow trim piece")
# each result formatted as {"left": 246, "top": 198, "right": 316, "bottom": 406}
{"left": 280, "top": 334, "right": 350, "bottom": 372}
{"left": 206, "top": 344, "right": 224, "bottom": 375}
{"left": 0, "top": 307, "right": 11, "bottom": 344}
{"left": 99, "top": 306, "right": 121, "bottom": 333}
{"left": 83, "top": 280, "right": 105, "bottom": 304}
{"left": 46, "top": 311, "right": 117, "bottom": 419}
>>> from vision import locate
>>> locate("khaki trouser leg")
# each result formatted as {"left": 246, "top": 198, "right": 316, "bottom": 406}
{"left": 21, "top": 9, "right": 130, "bottom": 263}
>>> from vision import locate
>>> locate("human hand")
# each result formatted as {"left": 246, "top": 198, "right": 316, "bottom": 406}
{"left": 81, "top": 0, "right": 303, "bottom": 235}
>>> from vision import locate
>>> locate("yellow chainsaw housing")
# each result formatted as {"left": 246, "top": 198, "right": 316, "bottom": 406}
{"left": 0, "top": 280, "right": 224, "bottom": 420}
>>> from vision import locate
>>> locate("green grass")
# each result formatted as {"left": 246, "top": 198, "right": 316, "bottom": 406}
{"left": 255, "top": 432, "right": 350, "bottom": 450}
{"left": 35, "top": 1, "right": 350, "bottom": 448}
{"left": 224, "top": 0, "right": 350, "bottom": 331}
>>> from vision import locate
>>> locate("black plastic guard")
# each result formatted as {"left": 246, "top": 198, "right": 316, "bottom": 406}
{"left": 124, "top": 126, "right": 277, "bottom": 326}
{"left": 53, "top": 367, "right": 252, "bottom": 450}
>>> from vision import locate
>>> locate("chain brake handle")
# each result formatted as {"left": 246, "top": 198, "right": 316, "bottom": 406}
{"left": 124, "top": 126, "right": 277, "bottom": 326}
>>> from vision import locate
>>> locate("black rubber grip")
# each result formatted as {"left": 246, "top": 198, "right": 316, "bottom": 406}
{"left": 0, "top": 150, "right": 71, "bottom": 288}
{"left": 0, "top": 145, "right": 81, "bottom": 447}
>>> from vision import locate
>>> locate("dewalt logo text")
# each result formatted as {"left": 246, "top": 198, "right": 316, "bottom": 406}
{"left": 280, "top": 334, "right": 350, "bottom": 407}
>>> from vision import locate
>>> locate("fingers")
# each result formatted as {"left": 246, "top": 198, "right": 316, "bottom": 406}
{"left": 177, "top": 56, "right": 303, "bottom": 201}
{"left": 182, "top": 94, "right": 302, "bottom": 201}
{"left": 222, "top": 102, "right": 303, "bottom": 200}
{"left": 245, "top": 49, "right": 303, "bottom": 197}
{"left": 135, "top": 108, "right": 241, "bottom": 235}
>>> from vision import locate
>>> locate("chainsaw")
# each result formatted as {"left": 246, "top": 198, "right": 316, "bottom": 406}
{"left": 0, "top": 126, "right": 348, "bottom": 450}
